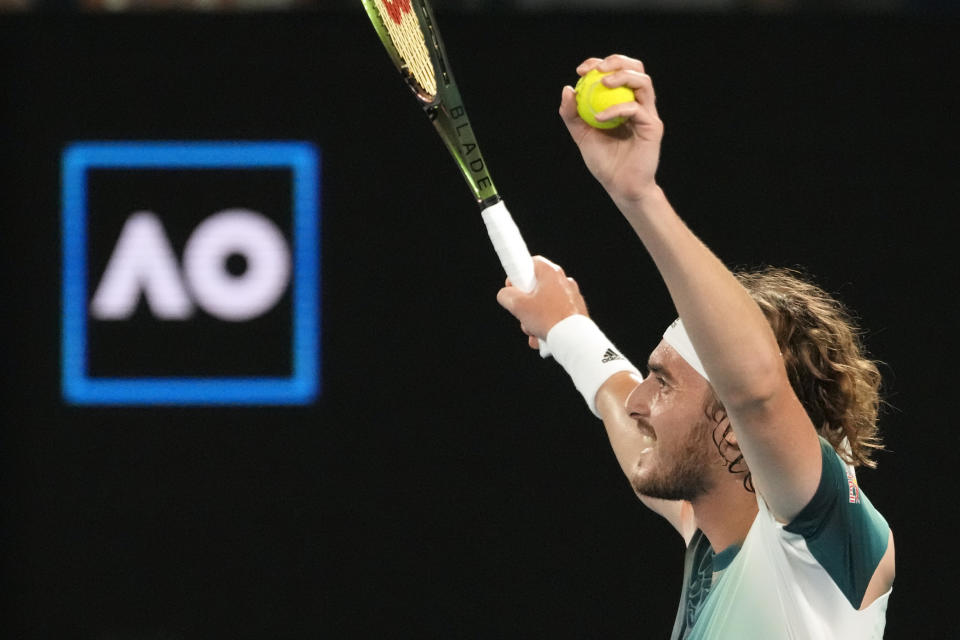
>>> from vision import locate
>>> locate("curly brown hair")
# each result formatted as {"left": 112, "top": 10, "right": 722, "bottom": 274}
{"left": 733, "top": 267, "right": 885, "bottom": 469}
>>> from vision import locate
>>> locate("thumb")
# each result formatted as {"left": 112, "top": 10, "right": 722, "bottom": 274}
{"left": 559, "top": 85, "right": 588, "bottom": 138}
{"left": 496, "top": 286, "right": 521, "bottom": 312}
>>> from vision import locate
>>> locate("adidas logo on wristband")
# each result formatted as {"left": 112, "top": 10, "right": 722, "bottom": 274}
{"left": 547, "top": 314, "right": 639, "bottom": 417}
{"left": 601, "top": 348, "right": 624, "bottom": 363}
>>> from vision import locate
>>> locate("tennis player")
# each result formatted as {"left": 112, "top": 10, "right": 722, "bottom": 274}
{"left": 496, "top": 55, "right": 894, "bottom": 639}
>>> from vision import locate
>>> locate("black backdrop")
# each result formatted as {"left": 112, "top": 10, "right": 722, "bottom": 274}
{"left": 1, "top": 11, "right": 957, "bottom": 638}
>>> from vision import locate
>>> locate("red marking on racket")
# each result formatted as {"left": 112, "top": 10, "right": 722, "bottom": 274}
{"left": 382, "top": 0, "right": 412, "bottom": 25}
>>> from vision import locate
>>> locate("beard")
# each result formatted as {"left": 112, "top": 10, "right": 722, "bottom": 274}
{"left": 631, "top": 418, "right": 717, "bottom": 502}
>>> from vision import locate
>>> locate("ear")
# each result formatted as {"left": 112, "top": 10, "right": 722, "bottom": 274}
{"left": 710, "top": 409, "right": 741, "bottom": 457}
{"left": 724, "top": 427, "right": 739, "bottom": 448}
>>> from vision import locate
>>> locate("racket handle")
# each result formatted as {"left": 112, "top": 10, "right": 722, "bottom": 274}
{"left": 481, "top": 200, "right": 551, "bottom": 358}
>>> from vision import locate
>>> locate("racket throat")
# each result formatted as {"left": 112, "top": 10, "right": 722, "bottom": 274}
{"left": 479, "top": 194, "right": 502, "bottom": 209}
{"left": 426, "top": 101, "right": 499, "bottom": 205}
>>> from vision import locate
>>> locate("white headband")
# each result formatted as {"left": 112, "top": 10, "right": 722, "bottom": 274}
{"left": 662, "top": 318, "right": 710, "bottom": 382}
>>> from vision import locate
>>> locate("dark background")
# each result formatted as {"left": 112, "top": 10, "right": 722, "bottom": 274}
{"left": 1, "top": 10, "right": 957, "bottom": 638}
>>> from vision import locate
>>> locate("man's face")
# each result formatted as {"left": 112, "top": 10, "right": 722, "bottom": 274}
{"left": 624, "top": 340, "right": 718, "bottom": 502}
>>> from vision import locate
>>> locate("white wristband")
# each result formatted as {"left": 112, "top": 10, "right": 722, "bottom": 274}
{"left": 546, "top": 314, "right": 641, "bottom": 418}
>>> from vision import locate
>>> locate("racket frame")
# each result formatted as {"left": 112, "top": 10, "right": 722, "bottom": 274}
{"left": 362, "top": 0, "right": 547, "bottom": 355}
{"left": 362, "top": 0, "right": 500, "bottom": 207}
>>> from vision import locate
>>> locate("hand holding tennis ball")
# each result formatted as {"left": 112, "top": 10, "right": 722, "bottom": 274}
{"left": 575, "top": 69, "right": 637, "bottom": 129}
{"left": 561, "top": 55, "right": 664, "bottom": 203}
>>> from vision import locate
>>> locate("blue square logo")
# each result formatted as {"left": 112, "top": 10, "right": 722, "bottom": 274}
{"left": 62, "top": 141, "right": 321, "bottom": 405}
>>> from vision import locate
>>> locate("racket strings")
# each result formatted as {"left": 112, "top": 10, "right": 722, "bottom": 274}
{"left": 373, "top": 0, "right": 437, "bottom": 98}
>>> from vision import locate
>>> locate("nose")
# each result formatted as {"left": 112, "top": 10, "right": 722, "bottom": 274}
{"left": 625, "top": 377, "right": 653, "bottom": 419}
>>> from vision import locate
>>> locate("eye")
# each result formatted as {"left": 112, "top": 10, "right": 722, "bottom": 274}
{"left": 645, "top": 368, "right": 668, "bottom": 389}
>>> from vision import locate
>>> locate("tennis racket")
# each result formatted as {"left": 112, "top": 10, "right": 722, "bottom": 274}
{"left": 361, "top": 0, "right": 549, "bottom": 356}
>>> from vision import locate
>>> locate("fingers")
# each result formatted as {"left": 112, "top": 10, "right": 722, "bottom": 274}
{"left": 497, "top": 301, "right": 540, "bottom": 350}
{"left": 532, "top": 255, "right": 565, "bottom": 279}
{"left": 568, "top": 55, "right": 658, "bottom": 131}
{"left": 520, "top": 323, "right": 540, "bottom": 350}
{"left": 497, "top": 255, "right": 584, "bottom": 346}
{"left": 577, "top": 54, "right": 646, "bottom": 77}
{"left": 593, "top": 101, "right": 644, "bottom": 126}
{"left": 575, "top": 57, "right": 604, "bottom": 76}
{"left": 597, "top": 54, "right": 646, "bottom": 74}
{"left": 602, "top": 69, "right": 655, "bottom": 102}
{"left": 594, "top": 68, "right": 660, "bottom": 130}
{"left": 575, "top": 55, "right": 654, "bottom": 106}
{"left": 505, "top": 257, "right": 565, "bottom": 286}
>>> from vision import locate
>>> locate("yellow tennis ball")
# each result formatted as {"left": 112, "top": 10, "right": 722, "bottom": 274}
{"left": 575, "top": 69, "right": 636, "bottom": 129}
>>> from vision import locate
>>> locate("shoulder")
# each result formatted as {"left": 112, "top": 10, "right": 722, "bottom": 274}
{"left": 781, "top": 437, "right": 890, "bottom": 608}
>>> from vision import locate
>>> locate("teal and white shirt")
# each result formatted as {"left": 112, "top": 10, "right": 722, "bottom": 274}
{"left": 670, "top": 437, "right": 891, "bottom": 640}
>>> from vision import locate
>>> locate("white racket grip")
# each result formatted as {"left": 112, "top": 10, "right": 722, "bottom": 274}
{"left": 481, "top": 200, "right": 551, "bottom": 358}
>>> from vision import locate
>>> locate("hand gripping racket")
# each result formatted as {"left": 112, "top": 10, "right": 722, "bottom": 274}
{"left": 361, "top": 0, "right": 550, "bottom": 357}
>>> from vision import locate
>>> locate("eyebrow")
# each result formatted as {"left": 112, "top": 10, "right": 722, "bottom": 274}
{"left": 647, "top": 361, "right": 673, "bottom": 381}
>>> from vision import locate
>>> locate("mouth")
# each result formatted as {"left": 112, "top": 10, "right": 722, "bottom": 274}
{"left": 635, "top": 420, "right": 657, "bottom": 455}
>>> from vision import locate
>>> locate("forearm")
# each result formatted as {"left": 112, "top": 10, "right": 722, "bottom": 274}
{"left": 616, "top": 186, "right": 784, "bottom": 408}
{"left": 595, "top": 371, "right": 648, "bottom": 477}
{"left": 562, "top": 54, "right": 781, "bottom": 402}
{"left": 596, "top": 371, "right": 695, "bottom": 542}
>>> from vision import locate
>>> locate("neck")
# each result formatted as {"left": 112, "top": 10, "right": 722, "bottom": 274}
{"left": 690, "top": 473, "right": 758, "bottom": 552}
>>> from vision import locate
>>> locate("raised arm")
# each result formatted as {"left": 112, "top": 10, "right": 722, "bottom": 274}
{"left": 562, "top": 55, "right": 822, "bottom": 522}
